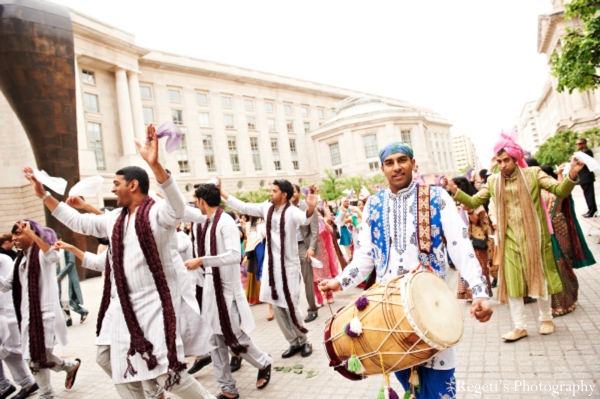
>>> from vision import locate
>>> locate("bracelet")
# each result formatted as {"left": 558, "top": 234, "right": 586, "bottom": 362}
{"left": 41, "top": 192, "right": 52, "bottom": 201}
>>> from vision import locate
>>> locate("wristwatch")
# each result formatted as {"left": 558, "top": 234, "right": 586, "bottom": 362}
{"left": 41, "top": 192, "right": 52, "bottom": 201}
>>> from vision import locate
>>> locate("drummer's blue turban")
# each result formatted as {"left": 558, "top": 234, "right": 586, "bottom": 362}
{"left": 379, "top": 142, "right": 413, "bottom": 163}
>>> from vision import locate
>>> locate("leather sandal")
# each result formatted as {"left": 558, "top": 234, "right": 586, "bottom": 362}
{"left": 65, "top": 359, "right": 81, "bottom": 389}
{"left": 539, "top": 322, "right": 555, "bottom": 335}
{"left": 502, "top": 329, "right": 528, "bottom": 342}
{"left": 230, "top": 355, "right": 242, "bottom": 373}
{"left": 257, "top": 363, "right": 271, "bottom": 390}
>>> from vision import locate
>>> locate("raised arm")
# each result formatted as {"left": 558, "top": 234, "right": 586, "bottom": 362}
{"left": 155, "top": 175, "right": 186, "bottom": 228}
{"left": 57, "top": 249, "right": 76, "bottom": 280}
{"left": 0, "top": 255, "right": 14, "bottom": 292}
{"left": 536, "top": 167, "right": 578, "bottom": 199}
{"left": 225, "top": 196, "right": 266, "bottom": 219}
{"left": 183, "top": 206, "right": 207, "bottom": 224}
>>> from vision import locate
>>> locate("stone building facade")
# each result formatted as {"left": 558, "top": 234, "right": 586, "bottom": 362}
{"left": 0, "top": 8, "right": 456, "bottom": 232}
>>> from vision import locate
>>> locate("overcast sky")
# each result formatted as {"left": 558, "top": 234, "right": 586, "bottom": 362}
{"left": 51, "top": 0, "right": 553, "bottom": 163}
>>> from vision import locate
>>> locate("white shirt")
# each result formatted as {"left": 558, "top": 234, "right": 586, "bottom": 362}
{"left": 225, "top": 197, "right": 311, "bottom": 308}
{"left": 0, "top": 253, "right": 20, "bottom": 356}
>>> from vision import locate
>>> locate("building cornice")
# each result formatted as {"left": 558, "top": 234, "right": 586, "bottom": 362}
{"left": 537, "top": 10, "right": 564, "bottom": 55}
{"left": 72, "top": 21, "right": 150, "bottom": 59}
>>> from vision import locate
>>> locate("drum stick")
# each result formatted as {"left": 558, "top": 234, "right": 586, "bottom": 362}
{"left": 317, "top": 279, "right": 335, "bottom": 317}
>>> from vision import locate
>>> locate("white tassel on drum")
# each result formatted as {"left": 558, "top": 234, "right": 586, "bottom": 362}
{"left": 349, "top": 316, "right": 363, "bottom": 335}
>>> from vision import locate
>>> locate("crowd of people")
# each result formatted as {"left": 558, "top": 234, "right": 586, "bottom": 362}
{"left": 0, "top": 124, "right": 595, "bottom": 399}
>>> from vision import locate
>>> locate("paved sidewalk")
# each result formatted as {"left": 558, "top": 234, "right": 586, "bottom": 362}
{"left": 4, "top": 192, "right": 600, "bottom": 399}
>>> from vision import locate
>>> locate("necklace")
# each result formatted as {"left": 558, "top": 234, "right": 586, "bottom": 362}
{"left": 391, "top": 181, "right": 416, "bottom": 256}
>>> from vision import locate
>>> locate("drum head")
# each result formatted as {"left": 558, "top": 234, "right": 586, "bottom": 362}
{"left": 407, "top": 271, "right": 463, "bottom": 347}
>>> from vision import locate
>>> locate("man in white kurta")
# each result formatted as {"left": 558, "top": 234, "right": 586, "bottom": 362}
{"left": 0, "top": 252, "right": 37, "bottom": 399}
{"left": 219, "top": 179, "right": 317, "bottom": 358}
{"left": 23, "top": 124, "right": 216, "bottom": 399}
{"left": 0, "top": 222, "right": 78, "bottom": 399}
{"left": 185, "top": 184, "right": 271, "bottom": 398}
{"left": 320, "top": 142, "right": 492, "bottom": 399}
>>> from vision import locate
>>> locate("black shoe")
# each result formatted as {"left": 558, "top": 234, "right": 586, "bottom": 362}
{"left": 491, "top": 279, "right": 497, "bottom": 288}
{"left": 281, "top": 345, "right": 302, "bottom": 358}
{"left": 66, "top": 318, "right": 72, "bottom": 327}
{"left": 13, "top": 383, "right": 38, "bottom": 399}
{"left": 0, "top": 385, "right": 16, "bottom": 399}
{"left": 582, "top": 212, "right": 594, "bottom": 218}
{"left": 229, "top": 355, "right": 242, "bottom": 373}
{"left": 304, "top": 313, "right": 318, "bottom": 323}
{"left": 301, "top": 343, "right": 313, "bottom": 358}
{"left": 187, "top": 356, "right": 212, "bottom": 375}
{"left": 216, "top": 394, "right": 239, "bottom": 399}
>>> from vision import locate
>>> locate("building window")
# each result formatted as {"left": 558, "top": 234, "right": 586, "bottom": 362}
{"left": 334, "top": 168, "right": 343, "bottom": 177}
{"left": 245, "top": 99, "right": 254, "bottom": 111}
{"left": 84, "top": 93, "right": 99, "bottom": 112}
{"left": 142, "top": 107, "right": 154, "bottom": 124}
{"left": 171, "top": 109, "right": 183, "bottom": 125}
{"left": 203, "top": 135, "right": 216, "bottom": 172}
{"left": 197, "top": 93, "right": 208, "bottom": 106}
{"left": 289, "top": 139, "right": 299, "bottom": 170}
{"left": 304, "top": 122, "right": 310, "bottom": 133}
{"left": 363, "top": 134, "right": 378, "bottom": 158}
{"left": 368, "top": 161, "right": 379, "bottom": 171}
{"left": 140, "top": 86, "right": 152, "bottom": 99}
{"left": 329, "top": 142, "right": 341, "bottom": 166}
{"left": 301, "top": 107, "right": 309, "bottom": 117}
{"left": 267, "top": 118, "right": 276, "bottom": 131}
{"left": 317, "top": 108, "right": 324, "bottom": 119}
{"left": 169, "top": 89, "right": 181, "bottom": 103}
{"left": 265, "top": 102, "right": 274, "bottom": 113}
{"left": 271, "top": 138, "right": 281, "bottom": 170}
{"left": 82, "top": 69, "right": 95, "bottom": 85}
{"left": 247, "top": 116, "right": 256, "bottom": 130}
{"left": 284, "top": 104, "right": 292, "bottom": 115}
{"left": 224, "top": 114, "right": 235, "bottom": 129}
{"left": 222, "top": 96, "right": 232, "bottom": 108}
{"left": 199, "top": 112, "right": 211, "bottom": 127}
{"left": 286, "top": 120, "right": 294, "bottom": 133}
{"left": 250, "top": 137, "right": 262, "bottom": 171}
{"left": 177, "top": 134, "right": 190, "bottom": 173}
{"left": 401, "top": 130, "right": 412, "bottom": 146}
{"left": 228, "top": 136, "right": 240, "bottom": 172}
{"left": 87, "top": 122, "right": 105, "bottom": 170}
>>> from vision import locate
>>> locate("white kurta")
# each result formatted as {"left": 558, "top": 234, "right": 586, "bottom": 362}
{"left": 52, "top": 175, "right": 190, "bottom": 384}
{"left": 0, "top": 246, "right": 66, "bottom": 361}
{"left": 335, "top": 185, "right": 489, "bottom": 370}
{"left": 225, "top": 197, "right": 310, "bottom": 309}
{"left": 82, "top": 250, "right": 214, "bottom": 357}
{"left": 0, "top": 253, "right": 20, "bottom": 358}
{"left": 176, "top": 231, "right": 193, "bottom": 262}
{"left": 184, "top": 208, "right": 256, "bottom": 335}
{"left": 183, "top": 210, "right": 207, "bottom": 288}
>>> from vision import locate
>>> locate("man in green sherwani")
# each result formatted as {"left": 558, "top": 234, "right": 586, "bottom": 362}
{"left": 448, "top": 132, "right": 586, "bottom": 342}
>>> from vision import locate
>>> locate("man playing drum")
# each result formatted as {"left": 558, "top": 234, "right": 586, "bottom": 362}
{"left": 320, "top": 142, "right": 493, "bottom": 399}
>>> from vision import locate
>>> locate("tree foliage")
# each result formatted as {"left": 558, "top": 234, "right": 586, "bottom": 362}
{"left": 551, "top": 0, "right": 600, "bottom": 93}
{"left": 234, "top": 188, "right": 270, "bottom": 203}
{"left": 534, "top": 127, "right": 600, "bottom": 165}
{"left": 318, "top": 169, "right": 387, "bottom": 201}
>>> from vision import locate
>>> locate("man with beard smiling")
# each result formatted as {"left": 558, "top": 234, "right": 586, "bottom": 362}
{"left": 319, "top": 142, "right": 492, "bottom": 399}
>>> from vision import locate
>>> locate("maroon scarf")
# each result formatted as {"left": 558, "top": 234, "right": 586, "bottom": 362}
{"left": 266, "top": 202, "right": 307, "bottom": 333}
{"left": 198, "top": 207, "right": 248, "bottom": 355}
{"left": 111, "top": 196, "right": 185, "bottom": 389}
{"left": 12, "top": 245, "right": 57, "bottom": 371}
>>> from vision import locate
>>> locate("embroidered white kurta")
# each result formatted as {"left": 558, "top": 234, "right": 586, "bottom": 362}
{"left": 52, "top": 175, "right": 190, "bottom": 384}
{"left": 184, "top": 208, "right": 255, "bottom": 335}
{"left": 335, "top": 186, "right": 489, "bottom": 370}
{"left": 225, "top": 197, "right": 311, "bottom": 309}
{"left": 0, "top": 246, "right": 66, "bottom": 361}
{"left": 0, "top": 253, "right": 20, "bottom": 358}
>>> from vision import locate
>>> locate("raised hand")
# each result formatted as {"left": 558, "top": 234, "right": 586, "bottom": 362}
{"left": 306, "top": 184, "right": 318, "bottom": 209}
{"left": 134, "top": 123, "right": 159, "bottom": 166}
{"left": 569, "top": 156, "right": 586, "bottom": 179}
{"left": 23, "top": 166, "right": 46, "bottom": 199}
{"left": 14, "top": 221, "right": 31, "bottom": 236}
{"left": 53, "top": 241, "right": 74, "bottom": 252}
{"left": 446, "top": 178, "right": 459, "bottom": 195}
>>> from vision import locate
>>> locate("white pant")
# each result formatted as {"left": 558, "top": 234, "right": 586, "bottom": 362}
{"left": 508, "top": 296, "right": 553, "bottom": 331}
{"left": 0, "top": 352, "right": 35, "bottom": 391}
{"left": 29, "top": 349, "right": 77, "bottom": 399}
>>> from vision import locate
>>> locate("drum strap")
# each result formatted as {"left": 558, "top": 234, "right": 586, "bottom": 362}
{"left": 416, "top": 184, "right": 432, "bottom": 257}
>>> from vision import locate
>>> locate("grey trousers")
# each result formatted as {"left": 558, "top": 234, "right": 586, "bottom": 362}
{"left": 298, "top": 241, "right": 318, "bottom": 315}
{"left": 210, "top": 303, "right": 272, "bottom": 395}
{"left": 273, "top": 305, "right": 308, "bottom": 347}
{"left": 0, "top": 352, "right": 35, "bottom": 391}
{"left": 96, "top": 345, "right": 215, "bottom": 399}
{"left": 29, "top": 348, "right": 77, "bottom": 399}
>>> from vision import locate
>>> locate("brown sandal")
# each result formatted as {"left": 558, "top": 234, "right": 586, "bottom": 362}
{"left": 65, "top": 359, "right": 81, "bottom": 389}
{"left": 257, "top": 363, "right": 271, "bottom": 389}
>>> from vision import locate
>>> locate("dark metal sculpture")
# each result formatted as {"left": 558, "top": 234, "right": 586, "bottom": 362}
{"left": 0, "top": 1, "right": 92, "bottom": 276}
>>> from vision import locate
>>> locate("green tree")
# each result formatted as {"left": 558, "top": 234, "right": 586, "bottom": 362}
{"left": 534, "top": 130, "right": 579, "bottom": 165}
{"left": 551, "top": 0, "right": 600, "bottom": 93}
{"left": 234, "top": 188, "right": 270, "bottom": 203}
{"left": 318, "top": 169, "right": 345, "bottom": 200}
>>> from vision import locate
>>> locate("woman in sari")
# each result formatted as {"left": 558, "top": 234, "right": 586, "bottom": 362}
{"left": 540, "top": 166, "right": 595, "bottom": 316}
{"left": 313, "top": 207, "right": 340, "bottom": 306}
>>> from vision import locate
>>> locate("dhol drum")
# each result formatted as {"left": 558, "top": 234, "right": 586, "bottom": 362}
{"left": 324, "top": 270, "right": 463, "bottom": 380}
